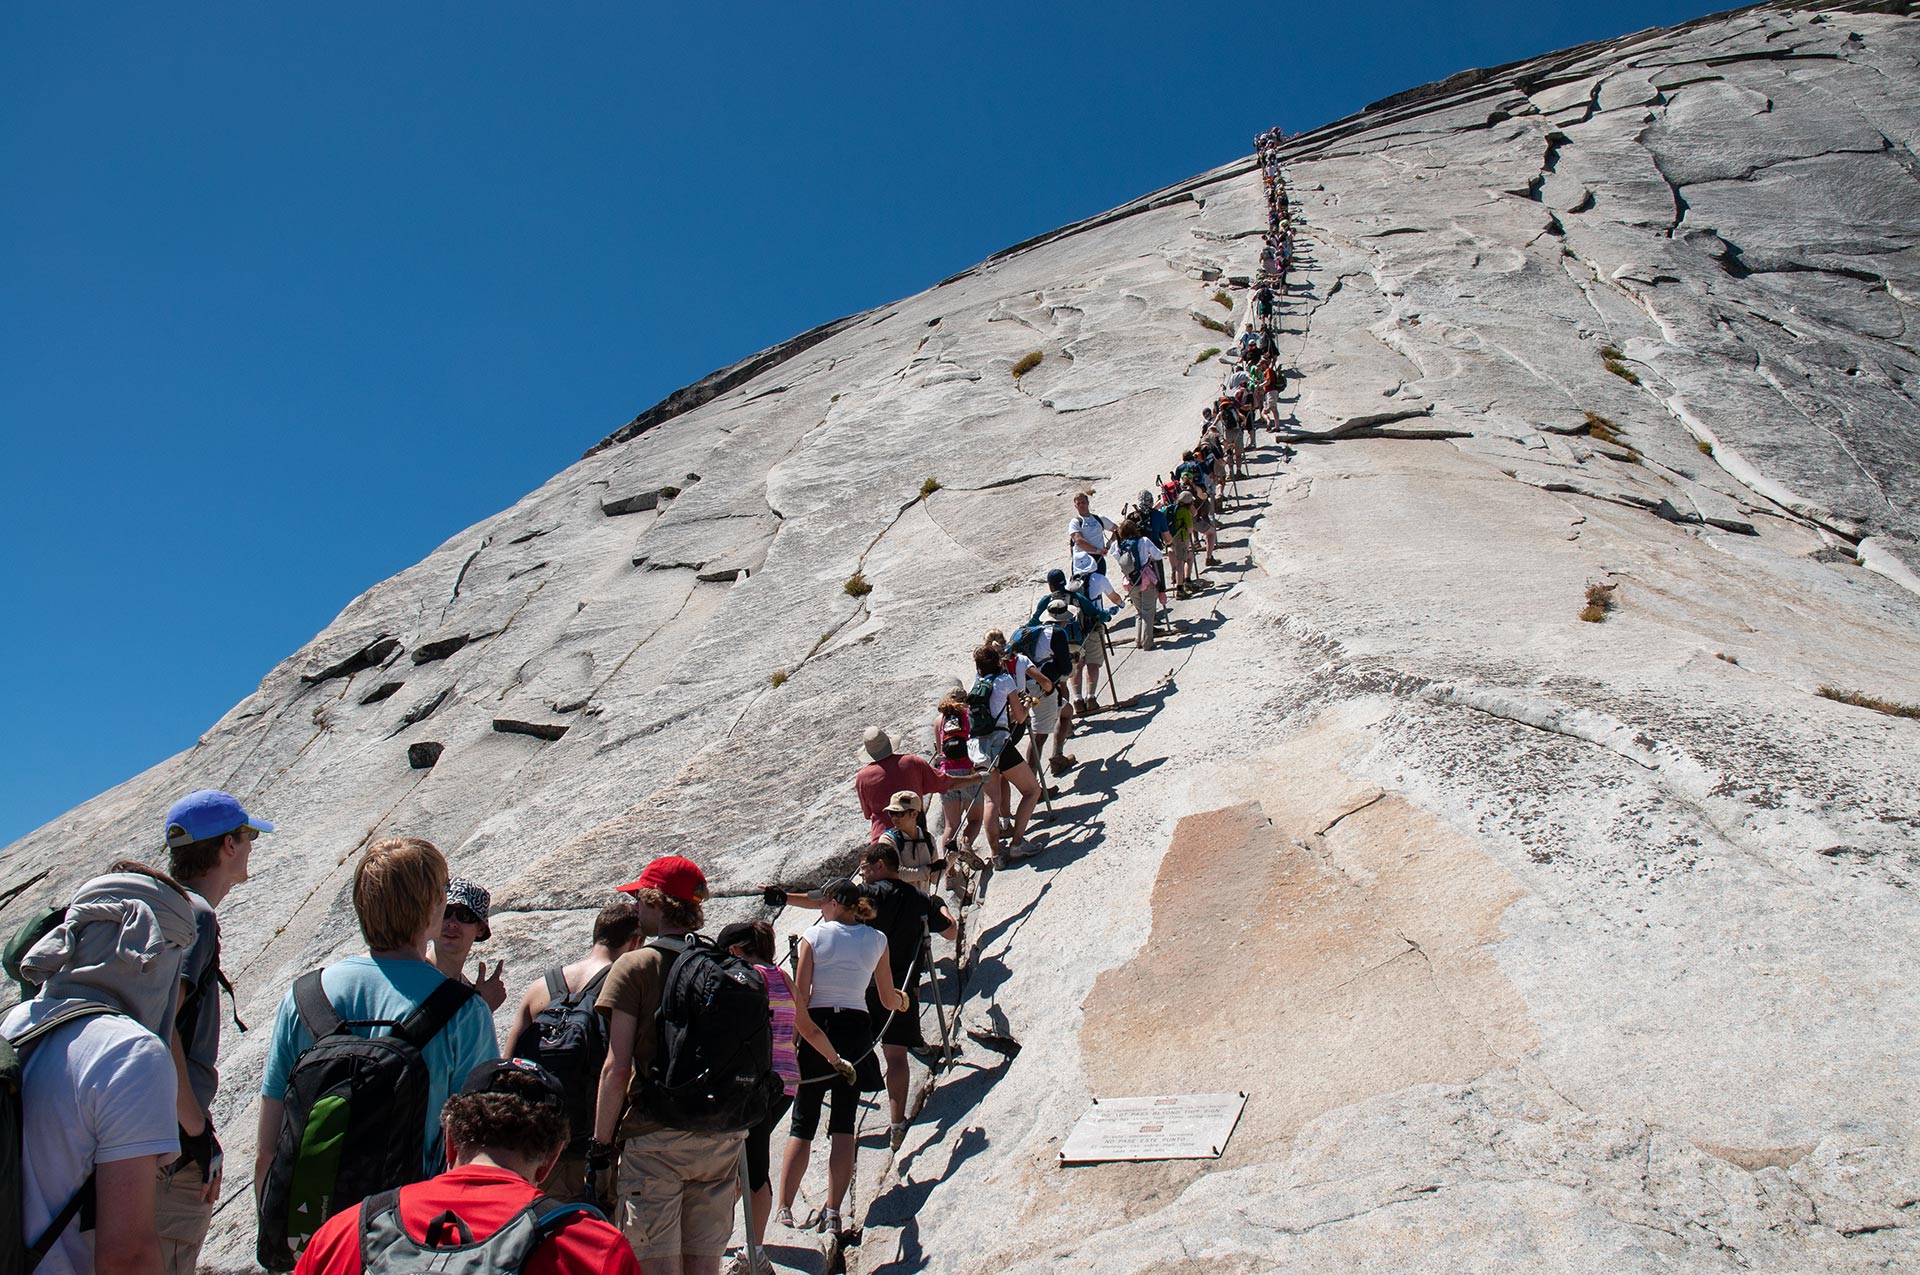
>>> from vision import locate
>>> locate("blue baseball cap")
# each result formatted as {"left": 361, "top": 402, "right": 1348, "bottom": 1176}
{"left": 163, "top": 789, "right": 274, "bottom": 849}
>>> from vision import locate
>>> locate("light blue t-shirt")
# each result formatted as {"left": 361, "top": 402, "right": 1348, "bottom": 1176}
{"left": 259, "top": 955, "right": 498, "bottom": 1176}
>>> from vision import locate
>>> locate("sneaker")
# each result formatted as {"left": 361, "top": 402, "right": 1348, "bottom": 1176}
{"left": 889, "top": 1120, "right": 910, "bottom": 1151}
{"left": 775, "top": 1207, "right": 797, "bottom": 1230}
{"left": 819, "top": 1207, "right": 843, "bottom": 1236}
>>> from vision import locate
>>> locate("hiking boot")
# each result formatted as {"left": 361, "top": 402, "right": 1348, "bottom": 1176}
{"left": 1050, "top": 755, "right": 1077, "bottom": 774}
{"left": 819, "top": 1207, "right": 844, "bottom": 1237}
{"left": 948, "top": 845, "right": 987, "bottom": 873}
{"left": 889, "top": 1120, "right": 910, "bottom": 1151}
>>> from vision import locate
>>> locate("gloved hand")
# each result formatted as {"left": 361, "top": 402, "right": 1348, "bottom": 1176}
{"left": 761, "top": 885, "right": 786, "bottom": 907}
{"left": 927, "top": 857, "right": 947, "bottom": 875}
{"left": 584, "top": 1138, "right": 616, "bottom": 1210}
{"left": 831, "top": 1058, "right": 859, "bottom": 1087}
{"left": 178, "top": 1123, "right": 221, "bottom": 1179}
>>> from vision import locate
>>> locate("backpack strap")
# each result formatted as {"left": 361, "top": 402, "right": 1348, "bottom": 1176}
{"left": 291, "top": 970, "right": 342, "bottom": 1041}
{"left": 392, "top": 978, "right": 478, "bottom": 1050}
{"left": 544, "top": 967, "right": 568, "bottom": 1002}
{"left": 11, "top": 1004, "right": 121, "bottom": 1265}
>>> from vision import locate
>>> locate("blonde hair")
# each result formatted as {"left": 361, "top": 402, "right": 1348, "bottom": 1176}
{"left": 354, "top": 837, "right": 448, "bottom": 950}
{"left": 984, "top": 628, "right": 1007, "bottom": 650}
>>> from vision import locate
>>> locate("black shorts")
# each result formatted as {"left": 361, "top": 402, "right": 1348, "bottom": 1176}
{"left": 868, "top": 979, "right": 924, "bottom": 1048}
{"left": 997, "top": 735, "right": 1026, "bottom": 772}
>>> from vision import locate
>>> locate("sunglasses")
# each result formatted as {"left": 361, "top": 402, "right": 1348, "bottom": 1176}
{"left": 446, "top": 904, "right": 482, "bottom": 925}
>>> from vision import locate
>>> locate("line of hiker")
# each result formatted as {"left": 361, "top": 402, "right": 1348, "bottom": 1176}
{"left": 0, "top": 128, "right": 1298, "bottom": 1275}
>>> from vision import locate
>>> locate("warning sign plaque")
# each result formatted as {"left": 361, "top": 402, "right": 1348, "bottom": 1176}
{"left": 1058, "top": 1092, "right": 1247, "bottom": 1165}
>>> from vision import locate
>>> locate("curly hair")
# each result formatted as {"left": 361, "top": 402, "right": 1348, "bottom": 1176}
{"left": 631, "top": 886, "right": 704, "bottom": 933}
{"left": 441, "top": 1088, "right": 569, "bottom": 1162}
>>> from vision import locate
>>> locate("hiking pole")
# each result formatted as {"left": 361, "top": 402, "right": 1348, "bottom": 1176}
{"left": 919, "top": 927, "right": 955, "bottom": 1070}
{"left": 737, "top": 1144, "right": 764, "bottom": 1274}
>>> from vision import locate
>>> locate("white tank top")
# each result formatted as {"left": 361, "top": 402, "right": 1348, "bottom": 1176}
{"left": 803, "top": 920, "right": 887, "bottom": 1011}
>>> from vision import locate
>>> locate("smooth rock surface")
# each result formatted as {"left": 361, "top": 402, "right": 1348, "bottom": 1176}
{"left": 3, "top": 3, "right": 1917, "bottom": 1271}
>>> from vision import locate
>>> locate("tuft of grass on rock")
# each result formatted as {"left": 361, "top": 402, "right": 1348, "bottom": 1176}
{"left": 1697, "top": 439, "right": 1714, "bottom": 456}
{"left": 920, "top": 476, "right": 941, "bottom": 499}
{"left": 1212, "top": 290, "right": 1234, "bottom": 310}
{"left": 1816, "top": 686, "right": 1920, "bottom": 719}
{"left": 830, "top": 393, "right": 841, "bottom": 403}
{"left": 1599, "top": 345, "right": 1641, "bottom": 385}
{"left": 1194, "top": 347, "right": 1221, "bottom": 366}
{"left": 844, "top": 571, "right": 873, "bottom": 598}
{"left": 1011, "top": 351, "right": 1044, "bottom": 378}
{"left": 1583, "top": 411, "right": 1621, "bottom": 444}
{"left": 658, "top": 485, "right": 681, "bottom": 499}
{"left": 1579, "top": 580, "right": 1618, "bottom": 623}
{"left": 1196, "top": 314, "right": 1232, "bottom": 335}
{"left": 1716, "top": 651, "right": 1739, "bottom": 665}
{"left": 769, "top": 670, "right": 788, "bottom": 688}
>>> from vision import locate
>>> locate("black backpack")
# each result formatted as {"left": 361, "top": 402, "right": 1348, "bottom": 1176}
{"left": 356, "top": 1187, "right": 603, "bottom": 1275}
{"left": 511, "top": 967, "right": 611, "bottom": 1155}
{"left": 257, "top": 972, "right": 478, "bottom": 1271}
{"left": 3, "top": 1004, "right": 123, "bottom": 1275}
{"left": 965, "top": 675, "right": 1001, "bottom": 738}
{"left": 635, "top": 935, "right": 776, "bottom": 1134}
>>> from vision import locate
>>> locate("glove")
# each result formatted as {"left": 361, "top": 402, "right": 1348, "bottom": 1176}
{"left": 761, "top": 885, "right": 786, "bottom": 907}
{"left": 177, "top": 1124, "right": 221, "bottom": 1180}
{"left": 831, "top": 1058, "right": 859, "bottom": 1087}
{"left": 927, "top": 857, "right": 947, "bottom": 875}
{"left": 585, "top": 1138, "right": 617, "bottom": 1172}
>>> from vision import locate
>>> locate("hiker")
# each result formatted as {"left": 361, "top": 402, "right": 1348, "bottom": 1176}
{"left": 1067, "top": 491, "right": 1116, "bottom": 579}
{"left": 4, "top": 867, "right": 199, "bottom": 1275}
{"left": 506, "top": 899, "right": 643, "bottom": 1203}
{"left": 593, "top": 855, "right": 756, "bottom": 1275}
{"left": 875, "top": 790, "right": 950, "bottom": 891}
{"left": 159, "top": 789, "right": 270, "bottom": 1275}
{"left": 431, "top": 877, "right": 508, "bottom": 1012}
{"left": 1029, "top": 567, "right": 1111, "bottom": 716}
{"left": 255, "top": 836, "right": 500, "bottom": 1271}
{"left": 714, "top": 921, "right": 796, "bottom": 1275}
{"left": 853, "top": 726, "right": 946, "bottom": 843}
{"left": 1167, "top": 488, "right": 1199, "bottom": 598}
{"left": 1068, "top": 554, "right": 1122, "bottom": 713}
{"left": 856, "top": 842, "right": 957, "bottom": 1152}
{"left": 775, "top": 879, "right": 908, "bottom": 1241}
{"left": 289, "top": 1057, "right": 639, "bottom": 1275}
{"left": 932, "top": 686, "right": 988, "bottom": 860}
{"left": 1007, "top": 607, "right": 1078, "bottom": 775}
{"left": 967, "top": 644, "right": 1040, "bottom": 863}
{"left": 1114, "top": 518, "right": 1167, "bottom": 649}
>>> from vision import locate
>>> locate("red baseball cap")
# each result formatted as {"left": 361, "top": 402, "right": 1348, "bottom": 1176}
{"left": 616, "top": 855, "right": 708, "bottom": 903}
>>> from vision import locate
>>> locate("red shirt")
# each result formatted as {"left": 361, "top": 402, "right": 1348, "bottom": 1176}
{"left": 855, "top": 754, "right": 947, "bottom": 840}
{"left": 292, "top": 1165, "right": 639, "bottom": 1275}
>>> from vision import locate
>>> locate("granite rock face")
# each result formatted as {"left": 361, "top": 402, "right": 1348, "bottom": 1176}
{"left": 4, "top": 2, "right": 1918, "bottom": 1271}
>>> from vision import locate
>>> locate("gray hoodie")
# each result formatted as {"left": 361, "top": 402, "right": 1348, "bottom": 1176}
{"left": 20, "top": 871, "right": 198, "bottom": 1038}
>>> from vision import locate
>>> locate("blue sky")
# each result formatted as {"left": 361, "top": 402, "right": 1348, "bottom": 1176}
{"left": 0, "top": 0, "right": 1708, "bottom": 844}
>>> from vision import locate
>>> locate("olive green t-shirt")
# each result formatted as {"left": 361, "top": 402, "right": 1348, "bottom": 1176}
{"left": 596, "top": 942, "right": 675, "bottom": 1138}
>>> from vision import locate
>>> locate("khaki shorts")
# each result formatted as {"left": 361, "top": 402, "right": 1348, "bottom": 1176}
{"left": 1080, "top": 626, "right": 1108, "bottom": 668}
{"left": 617, "top": 1129, "right": 746, "bottom": 1260}
{"left": 1029, "top": 687, "right": 1062, "bottom": 739}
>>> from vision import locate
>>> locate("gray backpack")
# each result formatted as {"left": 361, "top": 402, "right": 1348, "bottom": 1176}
{"left": 357, "top": 1188, "right": 603, "bottom": 1274}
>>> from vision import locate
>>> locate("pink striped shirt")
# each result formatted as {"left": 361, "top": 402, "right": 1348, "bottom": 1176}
{"left": 757, "top": 963, "right": 800, "bottom": 1096}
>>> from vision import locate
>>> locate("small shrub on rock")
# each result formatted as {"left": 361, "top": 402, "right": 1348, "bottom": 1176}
{"left": 1212, "top": 290, "right": 1234, "bottom": 310}
{"left": 1194, "top": 347, "right": 1221, "bottom": 366}
{"left": 1579, "top": 581, "right": 1617, "bottom": 623}
{"left": 844, "top": 571, "right": 873, "bottom": 598}
{"left": 1196, "top": 314, "right": 1231, "bottom": 335}
{"left": 769, "top": 670, "right": 788, "bottom": 688}
{"left": 920, "top": 477, "right": 941, "bottom": 498}
{"left": 1012, "top": 351, "right": 1044, "bottom": 378}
